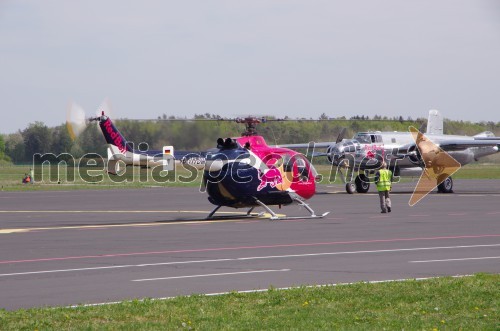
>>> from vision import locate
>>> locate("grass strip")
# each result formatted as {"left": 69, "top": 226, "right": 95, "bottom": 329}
{"left": 1, "top": 164, "right": 500, "bottom": 192}
{"left": 0, "top": 274, "right": 498, "bottom": 330}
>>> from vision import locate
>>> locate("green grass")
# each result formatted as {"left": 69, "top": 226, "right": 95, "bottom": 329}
{"left": 0, "top": 164, "right": 205, "bottom": 191}
{"left": 0, "top": 274, "right": 498, "bottom": 330}
{"left": 452, "top": 163, "right": 500, "bottom": 179}
{"left": 0, "top": 162, "right": 499, "bottom": 191}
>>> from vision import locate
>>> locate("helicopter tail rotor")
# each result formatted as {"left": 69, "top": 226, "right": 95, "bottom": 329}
{"left": 66, "top": 102, "right": 87, "bottom": 141}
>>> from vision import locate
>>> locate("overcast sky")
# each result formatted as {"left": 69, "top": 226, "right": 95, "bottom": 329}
{"left": 1, "top": 0, "right": 499, "bottom": 134}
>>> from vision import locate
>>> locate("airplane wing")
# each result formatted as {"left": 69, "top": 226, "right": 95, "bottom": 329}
{"left": 398, "top": 137, "right": 500, "bottom": 153}
{"left": 436, "top": 139, "right": 500, "bottom": 151}
{"left": 275, "top": 142, "right": 334, "bottom": 149}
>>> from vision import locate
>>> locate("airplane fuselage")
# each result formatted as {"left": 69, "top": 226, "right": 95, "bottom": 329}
{"left": 333, "top": 131, "right": 498, "bottom": 174}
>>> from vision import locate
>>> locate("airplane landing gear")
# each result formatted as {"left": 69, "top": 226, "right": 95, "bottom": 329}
{"left": 346, "top": 182, "right": 356, "bottom": 194}
{"left": 437, "top": 176, "right": 453, "bottom": 193}
{"left": 355, "top": 174, "right": 370, "bottom": 193}
{"left": 345, "top": 174, "right": 370, "bottom": 194}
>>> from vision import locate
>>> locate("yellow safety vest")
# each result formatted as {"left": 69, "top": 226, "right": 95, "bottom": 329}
{"left": 376, "top": 169, "right": 392, "bottom": 192}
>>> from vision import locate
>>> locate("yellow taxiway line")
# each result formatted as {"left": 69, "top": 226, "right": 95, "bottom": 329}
{"left": 0, "top": 210, "right": 285, "bottom": 234}
{"left": 0, "top": 210, "right": 236, "bottom": 214}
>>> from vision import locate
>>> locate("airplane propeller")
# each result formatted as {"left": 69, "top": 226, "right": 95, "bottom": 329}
{"left": 326, "top": 128, "right": 347, "bottom": 165}
{"left": 418, "top": 121, "right": 426, "bottom": 134}
{"left": 336, "top": 127, "right": 346, "bottom": 144}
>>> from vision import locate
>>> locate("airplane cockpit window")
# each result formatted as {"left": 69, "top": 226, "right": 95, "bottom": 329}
{"left": 340, "top": 141, "right": 356, "bottom": 153}
{"left": 372, "top": 134, "right": 383, "bottom": 143}
{"left": 354, "top": 133, "right": 371, "bottom": 144}
{"left": 354, "top": 133, "right": 382, "bottom": 144}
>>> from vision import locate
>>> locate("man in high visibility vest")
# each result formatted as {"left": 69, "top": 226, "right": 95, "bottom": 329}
{"left": 375, "top": 162, "right": 392, "bottom": 213}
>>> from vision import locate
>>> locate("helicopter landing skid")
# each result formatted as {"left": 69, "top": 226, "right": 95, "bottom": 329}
{"left": 254, "top": 196, "right": 329, "bottom": 221}
{"left": 206, "top": 198, "right": 329, "bottom": 221}
{"left": 205, "top": 205, "right": 265, "bottom": 220}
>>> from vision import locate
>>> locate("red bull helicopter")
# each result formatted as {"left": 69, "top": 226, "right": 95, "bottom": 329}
{"left": 68, "top": 102, "right": 329, "bottom": 220}
{"left": 203, "top": 117, "right": 329, "bottom": 220}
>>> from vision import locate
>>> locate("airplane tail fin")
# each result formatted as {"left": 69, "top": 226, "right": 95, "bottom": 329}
{"left": 90, "top": 112, "right": 132, "bottom": 153}
{"left": 426, "top": 109, "right": 443, "bottom": 135}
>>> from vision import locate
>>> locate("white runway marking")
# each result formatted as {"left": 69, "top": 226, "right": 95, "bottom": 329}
{"left": 1, "top": 244, "right": 498, "bottom": 278}
{"left": 70, "top": 274, "right": 473, "bottom": 308}
{"left": 409, "top": 256, "right": 500, "bottom": 263}
{"left": 132, "top": 269, "right": 290, "bottom": 282}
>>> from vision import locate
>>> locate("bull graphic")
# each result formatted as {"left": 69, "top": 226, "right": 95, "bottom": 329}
{"left": 257, "top": 166, "right": 283, "bottom": 191}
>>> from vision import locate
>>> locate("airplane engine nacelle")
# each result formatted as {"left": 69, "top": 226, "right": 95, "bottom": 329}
{"left": 408, "top": 145, "right": 423, "bottom": 166}
{"left": 326, "top": 146, "right": 334, "bottom": 164}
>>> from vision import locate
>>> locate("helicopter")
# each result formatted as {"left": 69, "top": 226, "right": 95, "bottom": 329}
{"left": 203, "top": 117, "right": 329, "bottom": 220}
{"left": 67, "top": 102, "right": 329, "bottom": 220}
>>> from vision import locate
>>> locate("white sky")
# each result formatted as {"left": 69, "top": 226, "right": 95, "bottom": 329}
{"left": 1, "top": 0, "right": 500, "bottom": 133}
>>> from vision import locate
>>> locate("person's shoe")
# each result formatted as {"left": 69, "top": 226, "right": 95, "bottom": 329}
{"left": 387, "top": 207, "right": 391, "bottom": 213}
{"left": 381, "top": 210, "right": 387, "bottom": 213}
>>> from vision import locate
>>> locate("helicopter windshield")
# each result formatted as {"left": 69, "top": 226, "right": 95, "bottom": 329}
{"left": 293, "top": 154, "right": 312, "bottom": 181}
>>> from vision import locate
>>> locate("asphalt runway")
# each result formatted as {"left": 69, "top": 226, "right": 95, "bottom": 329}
{"left": 1, "top": 179, "right": 499, "bottom": 310}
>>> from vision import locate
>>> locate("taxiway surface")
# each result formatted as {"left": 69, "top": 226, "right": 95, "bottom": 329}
{"left": 0, "top": 180, "right": 499, "bottom": 310}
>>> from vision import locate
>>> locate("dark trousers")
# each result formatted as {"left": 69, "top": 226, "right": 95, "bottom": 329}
{"left": 378, "top": 190, "right": 391, "bottom": 212}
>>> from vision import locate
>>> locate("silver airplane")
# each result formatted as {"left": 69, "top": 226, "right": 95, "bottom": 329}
{"left": 280, "top": 110, "right": 500, "bottom": 194}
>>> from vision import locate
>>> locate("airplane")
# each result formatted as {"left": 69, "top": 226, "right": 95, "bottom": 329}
{"left": 280, "top": 110, "right": 500, "bottom": 194}
{"left": 87, "top": 111, "right": 206, "bottom": 174}
{"left": 203, "top": 117, "right": 329, "bottom": 220}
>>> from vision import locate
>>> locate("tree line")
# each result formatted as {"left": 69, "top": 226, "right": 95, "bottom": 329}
{"left": 1, "top": 114, "right": 499, "bottom": 165}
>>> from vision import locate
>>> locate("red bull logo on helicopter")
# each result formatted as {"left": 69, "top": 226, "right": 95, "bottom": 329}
{"left": 257, "top": 165, "right": 284, "bottom": 191}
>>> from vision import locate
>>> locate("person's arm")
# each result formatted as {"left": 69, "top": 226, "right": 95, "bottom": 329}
{"left": 374, "top": 171, "right": 380, "bottom": 183}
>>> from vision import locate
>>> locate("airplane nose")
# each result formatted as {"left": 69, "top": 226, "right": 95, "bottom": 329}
{"left": 328, "top": 144, "right": 345, "bottom": 165}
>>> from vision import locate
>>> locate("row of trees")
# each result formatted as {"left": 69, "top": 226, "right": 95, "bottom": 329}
{"left": 1, "top": 115, "right": 499, "bottom": 165}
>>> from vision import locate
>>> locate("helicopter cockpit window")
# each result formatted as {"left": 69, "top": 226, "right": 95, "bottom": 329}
{"left": 294, "top": 155, "right": 310, "bottom": 181}
{"left": 282, "top": 154, "right": 293, "bottom": 172}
